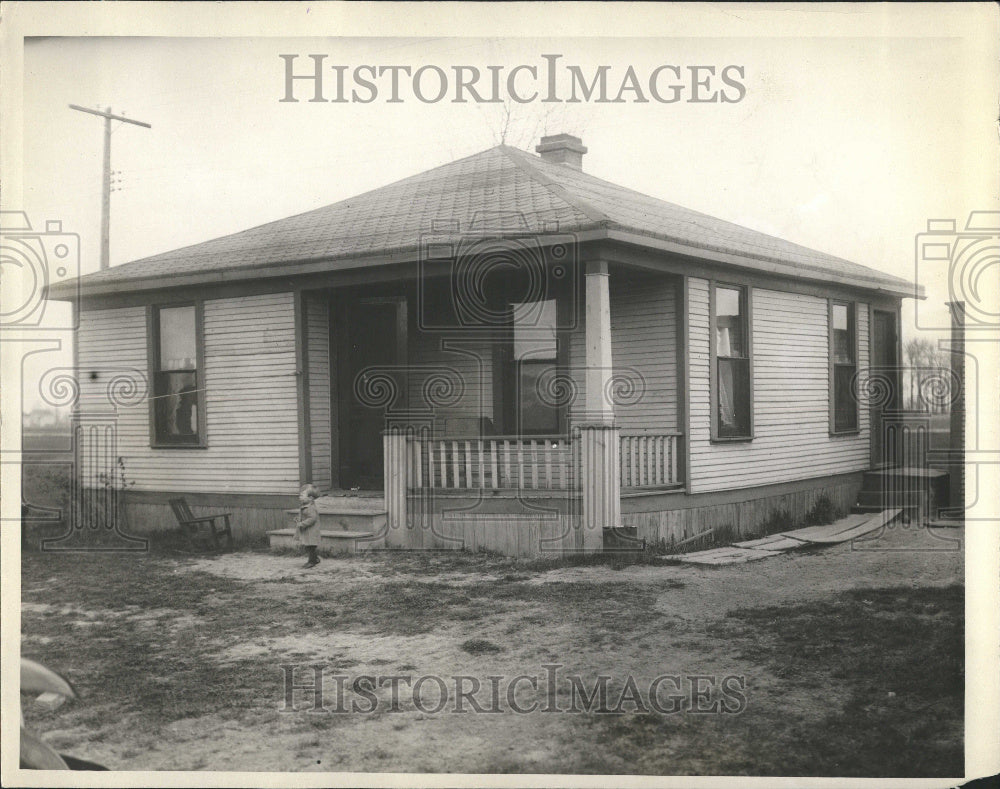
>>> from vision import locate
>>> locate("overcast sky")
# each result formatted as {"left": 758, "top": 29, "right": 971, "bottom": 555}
{"left": 7, "top": 5, "right": 998, "bottom": 410}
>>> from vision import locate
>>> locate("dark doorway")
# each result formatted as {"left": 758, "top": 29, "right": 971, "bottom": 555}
{"left": 871, "top": 309, "right": 899, "bottom": 467}
{"left": 338, "top": 297, "right": 406, "bottom": 489}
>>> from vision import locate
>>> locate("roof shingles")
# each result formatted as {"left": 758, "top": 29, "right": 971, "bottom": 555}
{"left": 65, "top": 144, "right": 914, "bottom": 296}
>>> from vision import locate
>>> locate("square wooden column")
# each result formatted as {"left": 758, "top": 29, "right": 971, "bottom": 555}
{"left": 383, "top": 427, "right": 409, "bottom": 541}
{"left": 578, "top": 260, "right": 620, "bottom": 552}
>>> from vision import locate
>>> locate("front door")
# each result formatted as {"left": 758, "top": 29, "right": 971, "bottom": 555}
{"left": 338, "top": 298, "right": 405, "bottom": 489}
{"left": 871, "top": 309, "right": 899, "bottom": 467}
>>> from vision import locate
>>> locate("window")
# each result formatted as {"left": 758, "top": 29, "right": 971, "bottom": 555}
{"left": 511, "top": 298, "right": 559, "bottom": 434}
{"left": 712, "top": 284, "right": 752, "bottom": 439}
{"left": 830, "top": 301, "right": 858, "bottom": 433}
{"left": 150, "top": 304, "right": 205, "bottom": 446}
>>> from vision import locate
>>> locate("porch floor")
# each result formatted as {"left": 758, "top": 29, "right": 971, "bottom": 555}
{"left": 320, "top": 489, "right": 384, "bottom": 499}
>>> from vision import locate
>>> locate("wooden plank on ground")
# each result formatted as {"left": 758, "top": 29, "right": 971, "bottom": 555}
{"left": 781, "top": 510, "right": 900, "bottom": 544}
{"left": 733, "top": 534, "right": 809, "bottom": 551}
{"left": 660, "top": 547, "right": 782, "bottom": 565}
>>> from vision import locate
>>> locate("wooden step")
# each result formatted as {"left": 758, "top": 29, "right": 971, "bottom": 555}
{"left": 862, "top": 467, "right": 948, "bottom": 491}
{"left": 267, "top": 528, "right": 385, "bottom": 554}
{"left": 283, "top": 496, "right": 387, "bottom": 534}
{"left": 856, "top": 488, "right": 924, "bottom": 507}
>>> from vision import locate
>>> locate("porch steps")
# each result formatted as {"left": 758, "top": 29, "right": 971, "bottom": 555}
{"left": 267, "top": 528, "right": 384, "bottom": 554}
{"left": 315, "top": 495, "right": 387, "bottom": 532}
{"left": 268, "top": 495, "right": 387, "bottom": 554}
{"left": 851, "top": 467, "right": 948, "bottom": 520}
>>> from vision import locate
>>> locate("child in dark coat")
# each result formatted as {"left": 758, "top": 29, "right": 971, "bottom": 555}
{"left": 295, "top": 484, "right": 321, "bottom": 568}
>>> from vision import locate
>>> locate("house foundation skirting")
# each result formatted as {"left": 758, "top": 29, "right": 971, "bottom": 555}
{"left": 621, "top": 471, "right": 865, "bottom": 548}
{"left": 119, "top": 491, "right": 298, "bottom": 545}
{"left": 101, "top": 472, "right": 862, "bottom": 555}
{"left": 402, "top": 491, "right": 582, "bottom": 557}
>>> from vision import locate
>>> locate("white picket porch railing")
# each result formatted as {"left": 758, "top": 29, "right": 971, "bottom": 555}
{"left": 619, "top": 432, "right": 683, "bottom": 489}
{"left": 399, "top": 431, "right": 683, "bottom": 492}
{"left": 406, "top": 434, "right": 578, "bottom": 491}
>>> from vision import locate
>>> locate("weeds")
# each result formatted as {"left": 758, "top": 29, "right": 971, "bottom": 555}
{"left": 459, "top": 638, "right": 502, "bottom": 655}
{"left": 804, "top": 494, "right": 841, "bottom": 526}
{"left": 760, "top": 508, "right": 793, "bottom": 536}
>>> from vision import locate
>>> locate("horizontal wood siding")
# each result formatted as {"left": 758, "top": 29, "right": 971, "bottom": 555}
{"left": 566, "top": 284, "right": 587, "bottom": 422}
{"left": 566, "top": 272, "right": 678, "bottom": 430}
{"left": 407, "top": 330, "right": 494, "bottom": 434}
{"left": 857, "top": 305, "right": 871, "bottom": 437}
{"left": 305, "top": 293, "right": 333, "bottom": 490}
{"left": 609, "top": 272, "right": 678, "bottom": 432}
{"left": 687, "top": 277, "right": 869, "bottom": 493}
{"left": 75, "top": 293, "right": 300, "bottom": 494}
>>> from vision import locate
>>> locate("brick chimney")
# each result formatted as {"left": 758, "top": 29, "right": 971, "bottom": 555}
{"left": 535, "top": 134, "right": 587, "bottom": 170}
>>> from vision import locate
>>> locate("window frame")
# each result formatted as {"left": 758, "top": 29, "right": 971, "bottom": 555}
{"left": 147, "top": 302, "right": 208, "bottom": 449}
{"left": 829, "top": 299, "right": 859, "bottom": 435}
{"left": 709, "top": 281, "right": 754, "bottom": 442}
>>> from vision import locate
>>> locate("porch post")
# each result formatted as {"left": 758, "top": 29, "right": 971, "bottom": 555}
{"left": 383, "top": 427, "right": 408, "bottom": 539}
{"left": 578, "top": 260, "right": 620, "bottom": 552}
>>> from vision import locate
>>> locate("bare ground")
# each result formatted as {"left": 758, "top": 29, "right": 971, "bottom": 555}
{"left": 20, "top": 520, "right": 963, "bottom": 776}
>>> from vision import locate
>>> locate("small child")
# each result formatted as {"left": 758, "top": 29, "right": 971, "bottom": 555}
{"left": 295, "top": 484, "right": 321, "bottom": 568}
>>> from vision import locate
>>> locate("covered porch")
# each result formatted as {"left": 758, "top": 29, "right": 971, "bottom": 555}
{"left": 298, "top": 259, "right": 685, "bottom": 554}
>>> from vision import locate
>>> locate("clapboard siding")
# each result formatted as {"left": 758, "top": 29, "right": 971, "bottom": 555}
{"left": 406, "top": 274, "right": 679, "bottom": 434}
{"left": 75, "top": 293, "right": 301, "bottom": 494}
{"left": 407, "top": 330, "right": 494, "bottom": 435}
{"left": 566, "top": 272, "right": 679, "bottom": 430}
{"left": 566, "top": 284, "right": 587, "bottom": 422}
{"left": 609, "top": 272, "right": 678, "bottom": 432}
{"left": 304, "top": 293, "right": 333, "bottom": 490}
{"left": 687, "top": 278, "right": 869, "bottom": 493}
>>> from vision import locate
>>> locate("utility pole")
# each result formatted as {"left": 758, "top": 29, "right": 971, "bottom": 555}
{"left": 68, "top": 105, "right": 151, "bottom": 270}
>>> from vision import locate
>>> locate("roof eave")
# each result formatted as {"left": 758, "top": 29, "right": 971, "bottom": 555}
{"left": 46, "top": 225, "right": 921, "bottom": 302}
{"left": 604, "top": 228, "right": 919, "bottom": 299}
{"left": 46, "top": 227, "right": 614, "bottom": 300}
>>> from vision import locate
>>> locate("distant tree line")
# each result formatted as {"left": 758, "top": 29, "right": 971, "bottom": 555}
{"left": 902, "top": 338, "right": 954, "bottom": 414}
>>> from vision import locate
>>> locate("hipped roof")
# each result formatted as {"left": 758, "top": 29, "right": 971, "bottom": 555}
{"left": 51, "top": 144, "right": 918, "bottom": 299}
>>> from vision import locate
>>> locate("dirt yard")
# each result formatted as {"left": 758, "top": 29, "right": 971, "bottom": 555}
{"left": 20, "top": 521, "right": 963, "bottom": 776}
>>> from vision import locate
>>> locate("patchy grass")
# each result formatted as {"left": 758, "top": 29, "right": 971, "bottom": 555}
{"left": 460, "top": 638, "right": 503, "bottom": 655}
{"left": 20, "top": 543, "right": 963, "bottom": 775}
{"left": 584, "top": 585, "right": 963, "bottom": 777}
